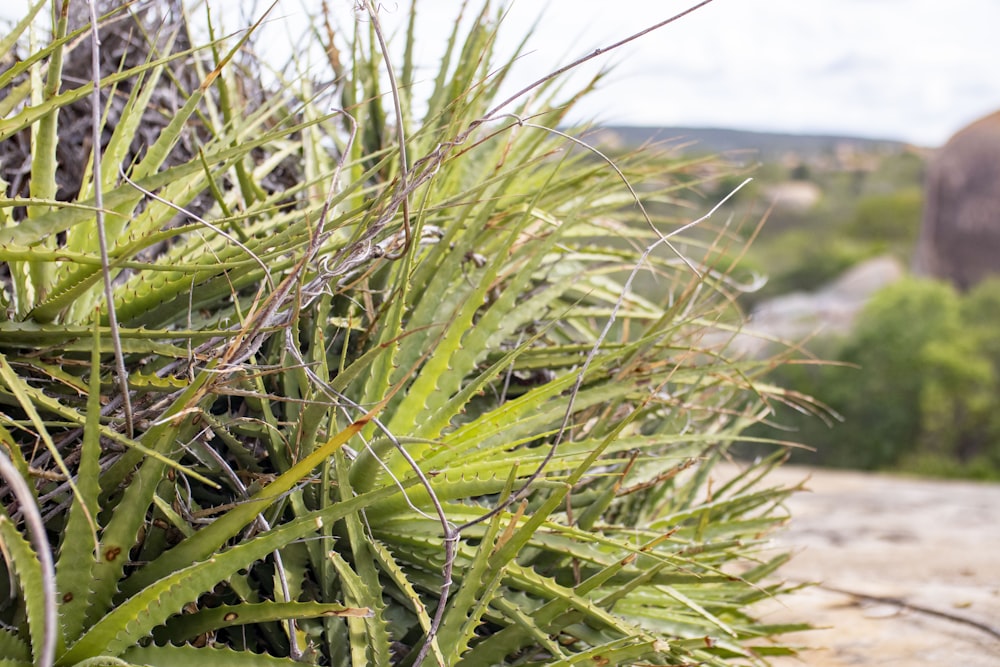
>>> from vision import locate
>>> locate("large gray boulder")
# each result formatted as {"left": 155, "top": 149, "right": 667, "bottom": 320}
{"left": 914, "top": 110, "right": 1000, "bottom": 289}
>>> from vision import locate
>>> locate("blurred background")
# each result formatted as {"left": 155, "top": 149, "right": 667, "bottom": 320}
{"left": 4, "top": 0, "right": 999, "bottom": 144}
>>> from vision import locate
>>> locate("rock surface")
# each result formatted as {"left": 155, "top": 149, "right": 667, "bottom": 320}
{"left": 731, "top": 255, "right": 906, "bottom": 357}
{"left": 736, "top": 464, "right": 1000, "bottom": 666}
{"left": 764, "top": 181, "right": 823, "bottom": 212}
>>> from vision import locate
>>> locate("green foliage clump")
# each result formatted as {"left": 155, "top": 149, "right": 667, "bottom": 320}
{"left": 0, "top": 2, "right": 808, "bottom": 666}
{"left": 843, "top": 187, "right": 922, "bottom": 249}
{"left": 754, "top": 277, "right": 1000, "bottom": 477}
{"left": 838, "top": 279, "right": 963, "bottom": 467}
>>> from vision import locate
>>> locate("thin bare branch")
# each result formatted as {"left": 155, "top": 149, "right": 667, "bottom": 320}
{"left": 87, "top": 0, "right": 134, "bottom": 438}
{"left": 365, "top": 1, "right": 412, "bottom": 261}
{"left": 481, "top": 1, "right": 717, "bottom": 123}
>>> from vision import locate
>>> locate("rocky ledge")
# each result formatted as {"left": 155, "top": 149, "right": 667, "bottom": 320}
{"left": 731, "top": 464, "right": 1000, "bottom": 666}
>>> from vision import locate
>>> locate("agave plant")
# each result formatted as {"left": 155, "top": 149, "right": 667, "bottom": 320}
{"left": 0, "top": 1, "right": 806, "bottom": 666}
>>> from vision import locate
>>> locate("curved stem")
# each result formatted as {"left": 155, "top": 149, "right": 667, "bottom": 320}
{"left": 0, "top": 448, "right": 57, "bottom": 667}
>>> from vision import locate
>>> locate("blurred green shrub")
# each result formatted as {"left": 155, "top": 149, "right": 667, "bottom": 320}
{"left": 844, "top": 187, "right": 922, "bottom": 248}
{"left": 749, "top": 277, "right": 1000, "bottom": 478}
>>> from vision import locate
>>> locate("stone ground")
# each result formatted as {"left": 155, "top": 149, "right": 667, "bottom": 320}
{"left": 737, "top": 464, "right": 1000, "bottom": 666}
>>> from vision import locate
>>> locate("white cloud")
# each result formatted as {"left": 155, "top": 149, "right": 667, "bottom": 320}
{"left": 2, "top": 0, "right": 998, "bottom": 145}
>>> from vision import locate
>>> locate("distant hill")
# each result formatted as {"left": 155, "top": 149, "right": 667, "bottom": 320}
{"left": 588, "top": 125, "right": 912, "bottom": 162}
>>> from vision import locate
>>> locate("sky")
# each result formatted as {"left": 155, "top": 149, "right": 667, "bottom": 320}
{"left": 3, "top": 0, "right": 999, "bottom": 146}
